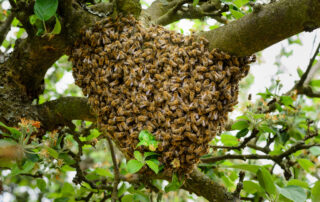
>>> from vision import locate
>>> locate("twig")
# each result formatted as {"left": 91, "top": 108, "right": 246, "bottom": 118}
{"left": 107, "top": 137, "right": 120, "bottom": 202}
{"left": 0, "top": 13, "right": 14, "bottom": 46}
{"left": 297, "top": 42, "right": 320, "bottom": 87}
{"left": 233, "top": 171, "right": 245, "bottom": 199}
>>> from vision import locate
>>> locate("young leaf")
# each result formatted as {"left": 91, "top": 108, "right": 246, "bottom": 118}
{"left": 51, "top": 16, "right": 61, "bottom": 35}
{"left": 127, "top": 159, "right": 144, "bottom": 173}
{"left": 257, "top": 168, "right": 277, "bottom": 196}
{"left": 34, "top": 0, "right": 59, "bottom": 21}
{"left": 136, "top": 140, "right": 148, "bottom": 148}
{"left": 139, "top": 130, "right": 153, "bottom": 142}
{"left": 148, "top": 140, "right": 158, "bottom": 151}
{"left": 146, "top": 160, "right": 159, "bottom": 174}
{"left": 230, "top": 9, "right": 244, "bottom": 19}
{"left": 134, "top": 151, "right": 144, "bottom": 162}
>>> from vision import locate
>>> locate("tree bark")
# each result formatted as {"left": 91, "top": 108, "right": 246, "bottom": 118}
{"left": 2, "top": 0, "right": 320, "bottom": 201}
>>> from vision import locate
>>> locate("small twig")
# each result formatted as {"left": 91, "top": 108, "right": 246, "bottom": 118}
{"left": 107, "top": 137, "right": 120, "bottom": 202}
{"left": 19, "top": 173, "right": 43, "bottom": 178}
{"left": 297, "top": 42, "right": 320, "bottom": 87}
{"left": 233, "top": 171, "right": 245, "bottom": 199}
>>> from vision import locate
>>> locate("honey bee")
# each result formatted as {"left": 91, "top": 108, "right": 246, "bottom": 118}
{"left": 137, "top": 115, "right": 148, "bottom": 122}
{"left": 185, "top": 132, "right": 197, "bottom": 142}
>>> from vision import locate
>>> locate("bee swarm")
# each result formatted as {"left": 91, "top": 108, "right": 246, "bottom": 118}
{"left": 70, "top": 15, "right": 254, "bottom": 174}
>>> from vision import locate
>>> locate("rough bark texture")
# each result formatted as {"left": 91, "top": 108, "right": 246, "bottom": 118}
{"left": 1, "top": 0, "right": 320, "bottom": 201}
{"left": 199, "top": 0, "right": 320, "bottom": 56}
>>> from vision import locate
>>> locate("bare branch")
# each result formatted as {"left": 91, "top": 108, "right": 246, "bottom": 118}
{"left": 107, "top": 137, "right": 120, "bottom": 202}
{"left": 0, "top": 13, "right": 14, "bottom": 46}
{"left": 199, "top": 0, "right": 320, "bottom": 56}
{"left": 297, "top": 42, "right": 320, "bottom": 87}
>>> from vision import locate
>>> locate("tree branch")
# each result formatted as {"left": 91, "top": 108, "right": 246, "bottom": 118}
{"left": 199, "top": 0, "right": 320, "bottom": 56}
{"left": 107, "top": 137, "right": 120, "bottom": 202}
{"left": 0, "top": 13, "right": 14, "bottom": 46}
{"left": 37, "top": 97, "right": 96, "bottom": 130}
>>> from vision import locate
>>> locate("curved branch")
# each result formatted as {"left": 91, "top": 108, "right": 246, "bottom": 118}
{"left": 0, "top": 13, "right": 14, "bottom": 46}
{"left": 37, "top": 97, "right": 96, "bottom": 130}
{"left": 182, "top": 169, "right": 238, "bottom": 202}
{"left": 199, "top": 0, "right": 320, "bottom": 56}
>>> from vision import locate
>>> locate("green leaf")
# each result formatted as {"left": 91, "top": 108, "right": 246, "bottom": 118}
{"left": 95, "top": 168, "right": 113, "bottom": 178}
{"left": 257, "top": 167, "right": 277, "bottom": 196}
{"left": 22, "top": 160, "right": 36, "bottom": 173}
{"left": 278, "top": 185, "right": 307, "bottom": 202}
{"left": 236, "top": 128, "right": 249, "bottom": 138}
{"left": 225, "top": 164, "right": 261, "bottom": 173}
{"left": 58, "top": 153, "right": 75, "bottom": 165}
{"left": 148, "top": 140, "right": 158, "bottom": 151}
{"left": 258, "top": 124, "right": 276, "bottom": 134}
{"left": 127, "top": 160, "right": 144, "bottom": 173}
{"left": 297, "top": 67, "right": 304, "bottom": 78}
{"left": 165, "top": 174, "right": 183, "bottom": 192}
{"left": 46, "top": 147, "right": 59, "bottom": 159}
{"left": 144, "top": 152, "right": 160, "bottom": 159}
{"left": 29, "top": 15, "right": 38, "bottom": 25}
{"left": 220, "top": 134, "right": 239, "bottom": 146}
{"left": 134, "top": 151, "right": 144, "bottom": 162}
{"left": 61, "top": 165, "right": 76, "bottom": 172}
{"left": 311, "top": 181, "right": 320, "bottom": 202}
{"left": 51, "top": 15, "right": 61, "bottom": 35}
{"left": 136, "top": 140, "right": 148, "bottom": 148}
{"left": 0, "top": 121, "right": 21, "bottom": 140}
{"left": 37, "top": 179, "right": 46, "bottom": 192}
{"left": 287, "top": 179, "right": 309, "bottom": 189}
{"left": 231, "top": 120, "right": 249, "bottom": 130}
{"left": 233, "top": 0, "right": 249, "bottom": 8}
{"left": 310, "top": 146, "right": 320, "bottom": 156}
{"left": 280, "top": 96, "right": 294, "bottom": 106}
{"left": 297, "top": 159, "right": 314, "bottom": 172}
{"left": 146, "top": 159, "right": 160, "bottom": 174}
{"left": 86, "top": 129, "right": 101, "bottom": 141}
{"left": 61, "top": 183, "right": 74, "bottom": 196}
{"left": 230, "top": 9, "right": 244, "bottom": 19}
{"left": 310, "top": 80, "right": 320, "bottom": 88}
{"left": 193, "top": 0, "right": 199, "bottom": 7}
{"left": 243, "top": 181, "right": 264, "bottom": 194}
{"left": 34, "top": 0, "right": 58, "bottom": 21}
{"left": 121, "top": 194, "right": 134, "bottom": 202}
{"left": 139, "top": 130, "right": 155, "bottom": 143}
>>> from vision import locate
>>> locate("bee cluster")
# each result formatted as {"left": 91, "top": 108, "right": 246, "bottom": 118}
{"left": 69, "top": 15, "right": 254, "bottom": 174}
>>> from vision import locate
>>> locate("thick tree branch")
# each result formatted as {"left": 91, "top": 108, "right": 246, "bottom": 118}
{"left": 200, "top": 0, "right": 320, "bottom": 56}
{"left": 36, "top": 97, "right": 96, "bottom": 130}
{"left": 182, "top": 169, "right": 238, "bottom": 202}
